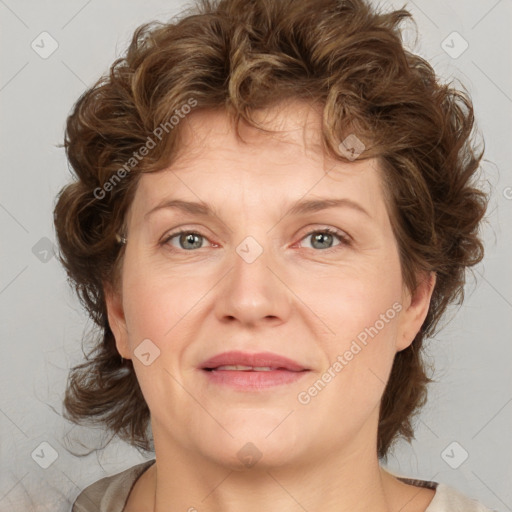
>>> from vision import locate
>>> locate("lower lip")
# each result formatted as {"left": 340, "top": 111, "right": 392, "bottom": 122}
{"left": 201, "top": 369, "right": 310, "bottom": 390}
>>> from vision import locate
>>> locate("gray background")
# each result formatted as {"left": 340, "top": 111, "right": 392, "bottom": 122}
{"left": 0, "top": 0, "right": 510, "bottom": 510}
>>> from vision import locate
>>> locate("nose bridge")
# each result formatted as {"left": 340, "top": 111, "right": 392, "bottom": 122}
{"left": 215, "top": 231, "right": 290, "bottom": 324}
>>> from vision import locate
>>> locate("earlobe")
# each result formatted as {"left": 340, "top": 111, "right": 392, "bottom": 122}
{"left": 104, "top": 282, "right": 131, "bottom": 360}
{"left": 396, "top": 271, "right": 436, "bottom": 352}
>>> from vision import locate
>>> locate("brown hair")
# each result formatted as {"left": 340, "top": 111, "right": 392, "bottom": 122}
{"left": 54, "top": 0, "right": 487, "bottom": 458}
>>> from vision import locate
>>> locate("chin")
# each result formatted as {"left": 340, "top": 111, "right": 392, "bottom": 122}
{"left": 204, "top": 438, "right": 300, "bottom": 472}
{"left": 195, "top": 419, "right": 306, "bottom": 470}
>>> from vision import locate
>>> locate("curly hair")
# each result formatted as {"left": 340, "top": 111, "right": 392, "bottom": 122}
{"left": 54, "top": 0, "right": 487, "bottom": 458}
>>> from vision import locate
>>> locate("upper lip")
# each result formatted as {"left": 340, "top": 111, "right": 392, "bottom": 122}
{"left": 200, "top": 351, "right": 309, "bottom": 371}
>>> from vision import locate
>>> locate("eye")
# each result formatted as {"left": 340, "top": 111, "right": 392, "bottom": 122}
{"left": 160, "top": 227, "right": 351, "bottom": 253}
{"left": 161, "top": 230, "right": 212, "bottom": 251}
{"left": 298, "top": 228, "right": 351, "bottom": 251}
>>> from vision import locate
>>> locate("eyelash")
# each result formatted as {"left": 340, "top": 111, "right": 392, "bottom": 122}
{"left": 159, "top": 227, "right": 351, "bottom": 253}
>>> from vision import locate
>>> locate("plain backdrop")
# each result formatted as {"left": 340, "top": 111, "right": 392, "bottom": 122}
{"left": 0, "top": 0, "right": 511, "bottom": 510}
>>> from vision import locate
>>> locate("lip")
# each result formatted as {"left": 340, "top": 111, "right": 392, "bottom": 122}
{"left": 200, "top": 351, "right": 308, "bottom": 371}
{"left": 200, "top": 351, "right": 310, "bottom": 391}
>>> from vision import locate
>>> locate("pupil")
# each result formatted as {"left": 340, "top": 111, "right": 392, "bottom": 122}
{"left": 182, "top": 233, "right": 201, "bottom": 250}
{"left": 177, "top": 232, "right": 333, "bottom": 250}
{"left": 313, "top": 233, "right": 332, "bottom": 249}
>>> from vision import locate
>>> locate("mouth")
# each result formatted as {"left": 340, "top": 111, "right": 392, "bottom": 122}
{"left": 204, "top": 365, "right": 300, "bottom": 371}
{"left": 200, "top": 350, "right": 309, "bottom": 372}
{"left": 200, "top": 351, "right": 310, "bottom": 390}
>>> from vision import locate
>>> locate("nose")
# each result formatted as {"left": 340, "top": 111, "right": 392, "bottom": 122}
{"left": 213, "top": 236, "right": 292, "bottom": 327}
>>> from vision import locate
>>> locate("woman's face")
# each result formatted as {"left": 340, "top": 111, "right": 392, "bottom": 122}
{"left": 106, "top": 101, "right": 433, "bottom": 469}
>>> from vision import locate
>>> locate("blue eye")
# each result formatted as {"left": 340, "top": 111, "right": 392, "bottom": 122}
{"left": 162, "top": 230, "right": 207, "bottom": 251}
{"left": 300, "top": 228, "right": 349, "bottom": 250}
{"left": 160, "top": 227, "right": 350, "bottom": 253}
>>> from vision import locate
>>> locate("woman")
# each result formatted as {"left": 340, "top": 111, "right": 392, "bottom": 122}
{"left": 54, "top": 0, "right": 492, "bottom": 510}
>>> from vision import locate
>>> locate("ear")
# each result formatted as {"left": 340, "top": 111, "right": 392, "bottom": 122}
{"left": 396, "top": 271, "right": 436, "bottom": 352}
{"left": 104, "top": 281, "right": 131, "bottom": 360}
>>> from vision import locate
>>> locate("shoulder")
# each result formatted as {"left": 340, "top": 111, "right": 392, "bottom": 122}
{"left": 398, "top": 476, "right": 495, "bottom": 512}
{"left": 426, "top": 482, "right": 495, "bottom": 512}
{"left": 71, "top": 459, "right": 156, "bottom": 512}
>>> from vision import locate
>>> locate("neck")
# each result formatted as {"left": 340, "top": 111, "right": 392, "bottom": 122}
{"left": 149, "top": 428, "right": 393, "bottom": 512}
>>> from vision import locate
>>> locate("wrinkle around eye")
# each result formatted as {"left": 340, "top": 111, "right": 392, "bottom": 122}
{"left": 158, "top": 226, "right": 353, "bottom": 256}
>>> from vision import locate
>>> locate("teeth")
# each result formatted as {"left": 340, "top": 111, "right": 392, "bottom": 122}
{"left": 214, "top": 365, "right": 276, "bottom": 371}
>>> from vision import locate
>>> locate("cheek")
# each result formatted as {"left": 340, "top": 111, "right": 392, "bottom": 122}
{"left": 123, "top": 282, "right": 169, "bottom": 341}
{"left": 296, "top": 250, "right": 403, "bottom": 401}
{"left": 120, "top": 251, "right": 186, "bottom": 347}
{"left": 119, "top": 261, "right": 196, "bottom": 409}
{"left": 320, "top": 292, "right": 401, "bottom": 390}
{"left": 298, "top": 306, "right": 401, "bottom": 427}
{"left": 297, "top": 253, "right": 403, "bottom": 346}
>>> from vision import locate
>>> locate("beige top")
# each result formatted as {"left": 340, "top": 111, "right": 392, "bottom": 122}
{"left": 71, "top": 459, "right": 494, "bottom": 512}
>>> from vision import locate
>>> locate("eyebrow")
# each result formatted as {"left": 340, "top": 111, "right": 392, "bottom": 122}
{"left": 144, "top": 197, "right": 371, "bottom": 221}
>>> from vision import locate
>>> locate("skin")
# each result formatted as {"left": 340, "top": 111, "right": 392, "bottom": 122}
{"left": 106, "top": 100, "right": 436, "bottom": 512}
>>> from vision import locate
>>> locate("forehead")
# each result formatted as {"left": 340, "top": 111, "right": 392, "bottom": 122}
{"left": 129, "top": 101, "right": 388, "bottom": 222}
